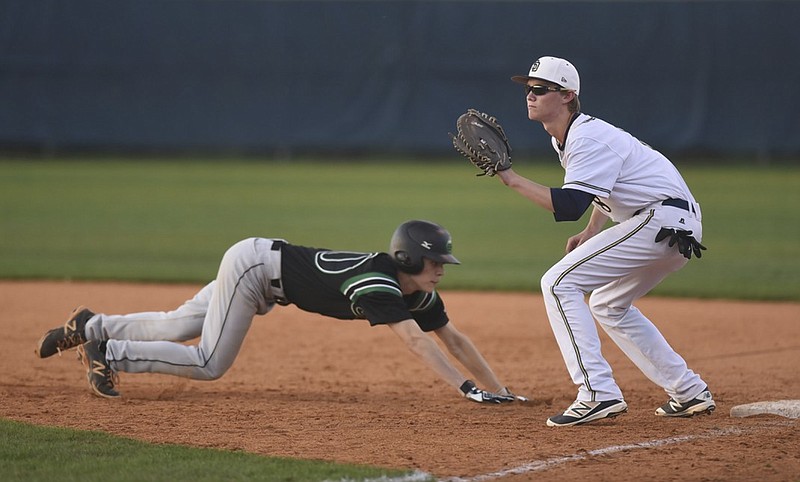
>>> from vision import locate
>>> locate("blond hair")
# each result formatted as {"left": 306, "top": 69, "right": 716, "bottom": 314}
{"left": 567, "top": 93, "right": 580, "bottom": 113}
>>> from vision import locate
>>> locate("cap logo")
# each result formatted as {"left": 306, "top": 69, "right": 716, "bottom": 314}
{"left": 421, "top": 241, "right": 432, "bottom": 250}
{"left": 561, "top": 76, "right": 567, "bottom": 83}
{"left": 530, "top": 60, "right": 540, "bottom": 72}
{"left": 446, "top": 239, "right": 453, "bottom": 253}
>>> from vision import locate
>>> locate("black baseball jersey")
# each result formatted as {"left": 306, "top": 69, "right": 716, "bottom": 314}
{"left": 279, "top": 244, "right": 448, "bottom": 332}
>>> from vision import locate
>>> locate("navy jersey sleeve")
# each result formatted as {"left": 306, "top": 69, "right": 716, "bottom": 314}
{"left": 551, "top": 187, "right": 595, "bottom": 222}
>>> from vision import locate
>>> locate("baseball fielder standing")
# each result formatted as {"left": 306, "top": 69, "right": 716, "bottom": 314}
{"left": 494, "top": 56, "right": 715, "bottom": 426}
{"left": 36, "top": 220, "right": 525, "bottom": 405}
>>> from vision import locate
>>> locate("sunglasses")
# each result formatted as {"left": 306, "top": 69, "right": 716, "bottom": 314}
{"left": 525, "top": 84, "right": 568, "bottom": 96}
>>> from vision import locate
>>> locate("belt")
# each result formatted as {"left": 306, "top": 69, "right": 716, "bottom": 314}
{"left": 662, "top": 198, "right": 691, "bottom": 211}
{"left": 270, "top": 240, "right": 284, "bottom": 290}
{"left": 635, "top": 198, "right": 693, "bottom": 216}
{"left": 268, "top": 239, "right": 290, "bottom": 305}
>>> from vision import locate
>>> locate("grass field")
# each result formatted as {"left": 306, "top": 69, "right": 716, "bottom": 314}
{"left": 1, "top": 158, "right": 799, "bottom": 300}
{"left": 0, "top": 419, "right": 419, "bottom": 482}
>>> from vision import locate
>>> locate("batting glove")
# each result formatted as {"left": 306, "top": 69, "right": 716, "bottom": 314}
{"left": 655, "top": 227, "right": 707, "bottom": 259}
{"left": 499, "top": 386, "right": 530, "bottom": 402}
{"left": 460, "top": 380, "right": 515, "bottom": 404}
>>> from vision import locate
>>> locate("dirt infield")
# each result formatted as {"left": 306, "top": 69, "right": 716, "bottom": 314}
{"left": 2, "top": 281, "right": 798, "bottom": 481}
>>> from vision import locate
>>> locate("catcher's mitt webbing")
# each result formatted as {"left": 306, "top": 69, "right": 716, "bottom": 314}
{"left": 450, "top": 109, "right": 512, "bottom": 177}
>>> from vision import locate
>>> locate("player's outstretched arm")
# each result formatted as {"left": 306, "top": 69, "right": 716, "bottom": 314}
{"left": 435, "top": 323, "right": 528, "bottom": 402}
{"left": 433, "top": 323, "right": 504, "bottom": 391}
{"left": 495, "top": 168, "right": 555, "bottom": 213}
{"left": 387, "top": 319, "right": 512, "bottom": 403}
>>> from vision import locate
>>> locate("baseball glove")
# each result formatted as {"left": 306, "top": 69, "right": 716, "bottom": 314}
{"left": 450, "top": 109, "right": 512, "bottom": 177}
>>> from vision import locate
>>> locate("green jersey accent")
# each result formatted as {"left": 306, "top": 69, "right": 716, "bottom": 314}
{"left": 341, "top": 272, "right": 402, "bottom": 302}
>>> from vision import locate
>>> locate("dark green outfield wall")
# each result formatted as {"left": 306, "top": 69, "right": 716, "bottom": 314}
{"left": 2, "top": 0, "right": 798, "bottom": 158}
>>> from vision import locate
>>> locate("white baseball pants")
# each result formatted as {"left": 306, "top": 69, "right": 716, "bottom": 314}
{"left": 541, "top": 202, "right": 708, "bottom": 404}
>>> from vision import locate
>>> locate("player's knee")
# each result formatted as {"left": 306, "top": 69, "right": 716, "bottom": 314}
{"left": 197, "top": 365, "right": 227, "bottom": 381}
{"left": 540, "top": 268, "right": 560, "bottom": 295}
{"left": 541, "top": 268, "right": 583, "bottom": 301}
{"left": 194, "top": 356, "right": 235, "bottom": 380}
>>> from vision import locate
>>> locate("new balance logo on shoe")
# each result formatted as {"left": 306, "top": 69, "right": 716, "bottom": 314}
{"left": 668, "top": 400, "right": 684, "bottom": 412}
{"left": 568, "top": 402, "right": 593, "bottom": 417}
{"left": 78, "top": 341, "right": 120, "bottom": 399}
{"left": 547, "top": 399, "right": 627, "bottom": 427}
{"left": 655, "top": 388, "right": 715, "bottom": 417}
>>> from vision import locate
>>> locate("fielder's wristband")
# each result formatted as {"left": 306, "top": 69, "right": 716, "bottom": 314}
{"left": 460, "top": 380, "right": 477, "bottom": 396}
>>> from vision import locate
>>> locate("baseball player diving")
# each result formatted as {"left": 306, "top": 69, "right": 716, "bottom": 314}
{"left": 455, "top": 56, "right": 715, "bottom": 426}
{"left": 35, "top": 220, "right": 526, "bottom": 404}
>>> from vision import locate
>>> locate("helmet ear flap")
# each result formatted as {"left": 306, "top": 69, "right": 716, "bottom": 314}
{"left": 393, "top": 250, "right": 424, "bottom": 274}
{"left": 395, "top": 250, "right": 409, "bottom": 264}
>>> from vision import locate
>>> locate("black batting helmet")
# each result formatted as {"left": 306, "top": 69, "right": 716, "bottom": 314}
{"left": 389, "top": 220, "right": 461, "bottom": 274}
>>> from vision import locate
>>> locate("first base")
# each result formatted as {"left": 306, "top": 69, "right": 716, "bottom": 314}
{"left": 730, "top": 400, "right": 800, "bottom": 419}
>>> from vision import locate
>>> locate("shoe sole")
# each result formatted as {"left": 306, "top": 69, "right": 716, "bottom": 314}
{"left": 546, "top": 405, "right": 628, "bottom": 427}
{"left": 86, "top": 375, "right": 121, "bottom": 399}
{"left": 656, "top": 403, "right": 716, "bottom": 418}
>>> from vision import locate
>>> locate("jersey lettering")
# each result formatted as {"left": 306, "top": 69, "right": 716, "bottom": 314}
{"left": 350, "top": 304, "right": 366, "bottom": 318}
{"left": 315, "top": 251, "right": 379, "bottom": 274}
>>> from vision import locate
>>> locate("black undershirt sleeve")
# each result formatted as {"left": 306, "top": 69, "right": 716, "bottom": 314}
{"left": 550, "top": 187, "right": 595, "bottom": 222}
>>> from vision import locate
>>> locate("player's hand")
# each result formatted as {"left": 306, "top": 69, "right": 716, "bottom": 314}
{"left": 565, "top": 233, "right": 582, "bottom": 253}
{"left": 566, "top": 227, "right": 599, "bottom": 253}
{"left": 460, "top": 380, "right": 515, "bottom": 404}
{"left": 499, "top": 386, "right": 530, "bottom": 402}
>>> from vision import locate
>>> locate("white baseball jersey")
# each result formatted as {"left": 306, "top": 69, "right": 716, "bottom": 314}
{"left": 554, "top": 114, "right": 697, "bottom": 222}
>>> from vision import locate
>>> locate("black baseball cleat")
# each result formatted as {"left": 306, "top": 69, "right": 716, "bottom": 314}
{"left": 655, "top": 387, "right": 715, "bottom": 417}
{"left": 77, "top": 341, "right": 120, "bottom": 399}
{"left": 35, "top": 306, "right": 94, "bottom": 358}
{"left": 546, "top": 399, "right": 628, "bottom": 427}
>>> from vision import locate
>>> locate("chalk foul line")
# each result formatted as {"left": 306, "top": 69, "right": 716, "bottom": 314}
{"left": 340, "top": 420, "right": 794, "bottom": 482}
{"left": 439, "top": 426, "right": 746, "bottom": 482}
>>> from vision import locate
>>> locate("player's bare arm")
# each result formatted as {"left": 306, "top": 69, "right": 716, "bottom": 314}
{"left": 387, "top": 318, "right": 469, "bottom": 391}
{"left": 496, "top": 169, "right": 555, "bottom": 213}
{"left": 434, "top": 323, "right": 505, "bottom": 393}
{"left": 387, "top": 319, "right": 514, "bottom": 403}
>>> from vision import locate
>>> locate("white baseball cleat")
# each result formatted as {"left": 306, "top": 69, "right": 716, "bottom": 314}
{"left": 546, "top": 399, "right": 627, "bottom": 427}
{"left": 655, "top": 387, "right": 715, "bottom": 417}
